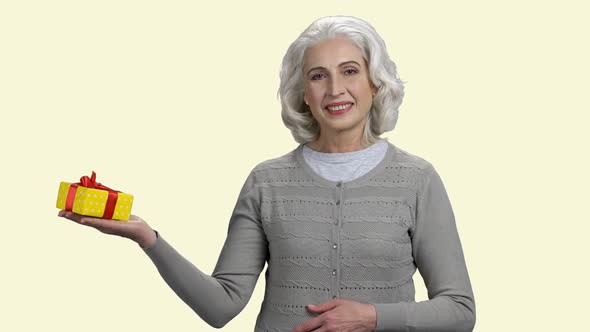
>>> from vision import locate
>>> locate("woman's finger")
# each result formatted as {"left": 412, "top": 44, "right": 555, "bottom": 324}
{"left": 60, "top": 211, "right": 125, "bottom": 231}
{"left": 58, "top": 210, "right": 150, "bottom": 244}
{"left": 59, "top": 211, "right": 85, "bottom": 224}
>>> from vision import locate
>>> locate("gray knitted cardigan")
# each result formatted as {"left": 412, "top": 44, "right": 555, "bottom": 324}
{"left": 143, "top": 141, "right": 476, "bottom": 331}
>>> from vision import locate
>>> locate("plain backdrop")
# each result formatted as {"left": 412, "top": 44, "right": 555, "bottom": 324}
{"left": 1, "top": 1, "right": 588, "bottom": 331}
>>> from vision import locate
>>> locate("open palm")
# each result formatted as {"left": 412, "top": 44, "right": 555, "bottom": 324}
{"left": 58, "top": 210, "right": 156, "bottom": 248}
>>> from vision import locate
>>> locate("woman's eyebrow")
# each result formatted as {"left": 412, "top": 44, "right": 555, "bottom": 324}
{"left": 306, "top": 60, "right": 361, "bottom": 75}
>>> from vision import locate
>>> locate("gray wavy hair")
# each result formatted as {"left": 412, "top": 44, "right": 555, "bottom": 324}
{"left": 279, "top": 16, "right": 405, "bottom": 146}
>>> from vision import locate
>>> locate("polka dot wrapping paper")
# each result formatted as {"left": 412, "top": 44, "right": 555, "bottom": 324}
{"left": 55, "top": 172, "right": 134, "bottom": 221}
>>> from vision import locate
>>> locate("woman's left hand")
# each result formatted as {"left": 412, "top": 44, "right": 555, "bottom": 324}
{"left": 290, "top": 299, "right": 377, "bottom": 332}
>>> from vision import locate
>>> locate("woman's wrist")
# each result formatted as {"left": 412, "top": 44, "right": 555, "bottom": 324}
{"left": 138, "top": 229, "right": 158, "bottom": 249}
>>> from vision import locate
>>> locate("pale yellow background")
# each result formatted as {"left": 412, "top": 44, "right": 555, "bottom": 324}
{"left": 1, "top": 1, "right": 588, "bottom": 331}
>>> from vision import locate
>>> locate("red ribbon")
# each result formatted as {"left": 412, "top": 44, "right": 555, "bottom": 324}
{"left": 65, "top": 171, "right": 120, "bottom": 219}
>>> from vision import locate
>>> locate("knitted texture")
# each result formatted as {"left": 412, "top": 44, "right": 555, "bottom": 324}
{"left": 143, "top": 142, "right": 475, "bottom": 331}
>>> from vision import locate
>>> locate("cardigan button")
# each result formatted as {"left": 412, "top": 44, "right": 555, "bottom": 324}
{"left": 335, "top": 200, "right": 340, "bottom": 205}
{"left": 336, "top": 181, "right": 342, "bottom": 187}
{"left": 332, "top": 295, "right": 337, "bottom": 299}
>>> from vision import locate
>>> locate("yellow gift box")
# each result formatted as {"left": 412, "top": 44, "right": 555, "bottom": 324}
{"left": 56, "top": 171, "right": 134, "bottom": 221}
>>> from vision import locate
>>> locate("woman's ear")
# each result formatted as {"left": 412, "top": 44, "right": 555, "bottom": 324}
{"left": 370, "top": 82, "right": 378, "bottom": 95}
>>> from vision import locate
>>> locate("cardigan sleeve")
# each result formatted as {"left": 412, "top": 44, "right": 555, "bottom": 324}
{"left": 372, "top": 164, "right": 476, "bottom": 332}
{"left": 141, "top": 171, "right": 268, "bottom": 328}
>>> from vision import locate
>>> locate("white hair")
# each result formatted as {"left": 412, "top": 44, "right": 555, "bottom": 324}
{"left": 279, "top": 16, "right": 405, "bottom": 146}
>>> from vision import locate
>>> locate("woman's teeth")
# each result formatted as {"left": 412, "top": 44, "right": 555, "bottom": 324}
{"left": 326, "top": 103, "right": 352, "bottom": 111}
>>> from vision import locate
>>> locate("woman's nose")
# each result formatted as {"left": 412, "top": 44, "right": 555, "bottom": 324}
{"left": 327, "top": 76, "right": 345, "bottom": 96}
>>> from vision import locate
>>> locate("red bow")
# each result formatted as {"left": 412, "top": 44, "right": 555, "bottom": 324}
{"left": 79, "top": 171, "right": 117, "bottom": 192}
{"left": 65, "top": 171, "right": 120, "bottom": 219}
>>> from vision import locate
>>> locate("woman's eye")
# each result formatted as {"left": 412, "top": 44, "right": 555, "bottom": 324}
{"left": 344, "top": 68, "right": 358, "bottom": 75}
{"left": 311, "top": 73, "right": 325, "bottom": 80}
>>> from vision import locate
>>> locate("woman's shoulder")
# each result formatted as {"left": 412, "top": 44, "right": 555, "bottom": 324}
{"left": 250, "top": 144, "right": 301, "bottom": 173}
{"left": 387, "top": 141, "right": 433, "bottom": 172}
{"left": 235, "top": 145, "right": 302, "bottom": 193}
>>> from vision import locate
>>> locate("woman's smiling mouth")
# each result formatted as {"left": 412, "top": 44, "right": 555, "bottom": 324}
{"left": 325, "top": 102, "right": 353, "bottom": 115}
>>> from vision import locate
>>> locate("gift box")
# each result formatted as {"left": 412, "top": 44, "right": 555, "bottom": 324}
{"left": 56, "top": 171, "right": 133, "bottom": 221}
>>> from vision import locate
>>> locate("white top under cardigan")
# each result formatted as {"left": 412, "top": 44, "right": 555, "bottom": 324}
{"left": 302, "top": 138, "right": 389, "bottom": 182}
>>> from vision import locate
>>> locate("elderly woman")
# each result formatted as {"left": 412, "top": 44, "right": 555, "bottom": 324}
{"left": 59, "top": 16, "right": 475, "bottom": 332}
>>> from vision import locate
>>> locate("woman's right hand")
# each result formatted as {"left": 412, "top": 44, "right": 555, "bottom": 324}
{"left": 58, "top": 210, "right": 158, "bottom": 249}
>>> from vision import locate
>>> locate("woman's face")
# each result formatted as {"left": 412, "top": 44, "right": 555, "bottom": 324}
{"left": 303, "top": 37, "right": 377, "bottom": 141}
